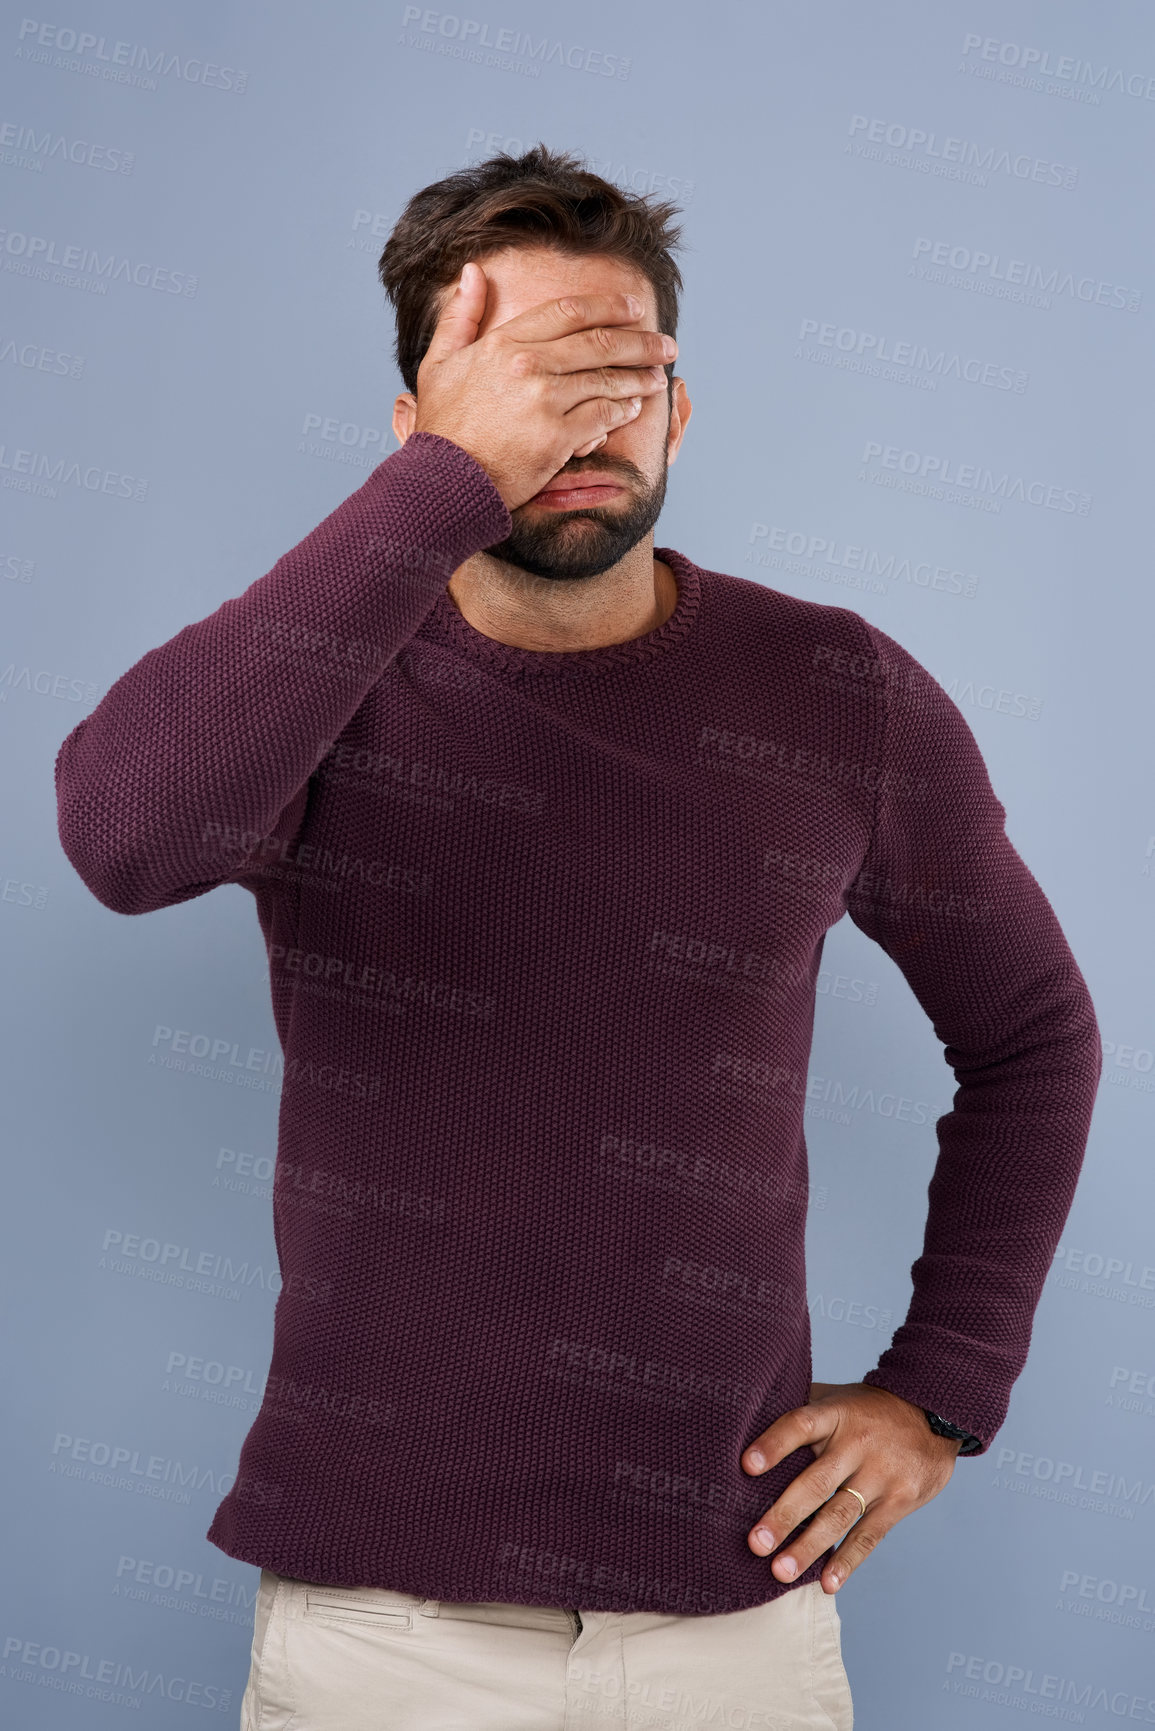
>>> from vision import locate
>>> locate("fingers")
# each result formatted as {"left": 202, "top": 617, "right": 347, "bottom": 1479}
{"left": 496, "top": 289, "right": 649, "bottom": 345}
{"left": 748, "top": 1475, "right": 875, "bottom": 1558}
{"left": 529, "top": 324, "right": 677, "bottom": 377}
{"left": 741, "top": 1402, "right": 860, "bottom": 1582}
{"left": 819, "top": 1499, "right": 895, "bottom": 1590}
{"left": 754, "top": 1484, "right": 899, "bottom": 1593}
{"left": 555, "top": 362, "right": 669, "bottom": 412}
{"left": 422, "top": 260, "right": 489, "bottom": 364}
{"left": 564, "top": 392, "right": 645, "bottom": 453}
{"left": 740, "top": 1385, "right": 958, "bottom": 1591}
{"left": 411, "top": 274, "right": 676, "bottom": 507}
{"left": 742, "top": 1399, "right": 824, "bottom": 1478}
{"left": 572, "top": 433, "right": 609, "bottom": 458}
{"left": 555, "top": 355, "right": 666, "bottom": 459}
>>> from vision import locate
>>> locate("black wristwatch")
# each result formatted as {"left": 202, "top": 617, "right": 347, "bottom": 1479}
{"left": 924, "top": 1408, "right": 983, "bottom": 1454}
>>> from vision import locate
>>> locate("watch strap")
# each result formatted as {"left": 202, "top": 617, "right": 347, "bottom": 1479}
{"left": 923, "top": 1408, "right": 983, "bottom": 1454}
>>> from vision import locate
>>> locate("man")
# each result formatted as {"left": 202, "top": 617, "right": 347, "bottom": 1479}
{"left": 55, "top": 146, "right": 1101, "bottom": 1728}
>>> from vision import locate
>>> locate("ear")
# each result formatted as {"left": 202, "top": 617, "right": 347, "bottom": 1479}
{"left": 665, "top": 378, "right": 693, "bottom": 466}
{"left": 392, "top": 391, "right": 418, "bottom": 446}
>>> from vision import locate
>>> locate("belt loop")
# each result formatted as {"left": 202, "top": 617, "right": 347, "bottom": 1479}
{"left": 418, "top": 1599, "right": 440, "bottom": 1618}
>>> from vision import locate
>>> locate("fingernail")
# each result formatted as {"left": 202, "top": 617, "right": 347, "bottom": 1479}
{"left": 778, "top": 1557, "right": 797, "bottom": 1578}
{"left": 755, "top": 1528, "right": 774, "bottom": 1551}
{"left": 746, "top": 1450, "right": 766, "bottom": 1472}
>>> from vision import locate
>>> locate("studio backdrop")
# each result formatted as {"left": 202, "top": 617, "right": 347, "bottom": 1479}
{"left": 2, "top": 1, "right": 1151, "bottom": 1725}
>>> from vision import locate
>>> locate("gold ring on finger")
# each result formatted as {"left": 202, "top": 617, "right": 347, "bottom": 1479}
{"left": 841, "top": 1485, "right": 867, "bottom": 1521}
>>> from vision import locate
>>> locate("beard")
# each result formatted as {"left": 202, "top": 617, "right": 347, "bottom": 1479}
{"left": 482, "top": 447, "right": 669, "bottom": 582}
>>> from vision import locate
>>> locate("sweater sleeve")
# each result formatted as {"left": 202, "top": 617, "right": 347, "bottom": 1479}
{"left": 53, "top": 433, "right": 512, "bottom": 916}
{"left": 843, "top": 618, "right": 1103, "bottom": 1453}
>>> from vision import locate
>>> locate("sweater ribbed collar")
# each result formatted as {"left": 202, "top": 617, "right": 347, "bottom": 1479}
{"left": 418, "top": 546, "right": 701, "bottom": 679}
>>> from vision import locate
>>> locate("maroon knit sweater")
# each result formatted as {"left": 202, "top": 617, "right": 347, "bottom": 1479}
{"left": 54, "top": 432, "right": 1102, "bottom": 1615}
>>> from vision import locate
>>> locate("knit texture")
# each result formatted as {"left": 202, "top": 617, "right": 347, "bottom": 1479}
{"left": 54, "top": 432, "right": 1102, "bottom": 1615}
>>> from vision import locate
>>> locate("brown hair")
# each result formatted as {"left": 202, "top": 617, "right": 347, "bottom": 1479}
{"left": 378, "top": 143, "right": 687, "bottom": 398}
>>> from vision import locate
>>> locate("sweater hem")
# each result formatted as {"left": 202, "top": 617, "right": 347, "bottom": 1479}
{"left": 205, "top": 1521, "right": 837, "bottom": 1618}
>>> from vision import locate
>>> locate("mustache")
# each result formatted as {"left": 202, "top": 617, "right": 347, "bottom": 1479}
{"left": 546, "top": 454, "right": 645, "bottom": 487}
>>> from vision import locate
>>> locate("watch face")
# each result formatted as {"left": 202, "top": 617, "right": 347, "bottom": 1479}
{"left": 925, "top": 1410, "right": 981, "bottom": 1451}
{"left": 927, "top": 1409, "right": 965, "bottom": 1436}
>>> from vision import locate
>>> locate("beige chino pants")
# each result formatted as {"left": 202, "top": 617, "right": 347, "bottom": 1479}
{"left": 239, "top": 1567, "right": 854, "bottom": 1729}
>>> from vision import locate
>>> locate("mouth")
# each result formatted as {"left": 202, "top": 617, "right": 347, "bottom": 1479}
{"left": 527, "top": 479, "right": 625, "bottom": 509}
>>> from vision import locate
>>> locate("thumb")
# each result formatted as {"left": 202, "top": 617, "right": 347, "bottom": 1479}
{"left": 423, "top": 260, "right": 487, "bottom": 363}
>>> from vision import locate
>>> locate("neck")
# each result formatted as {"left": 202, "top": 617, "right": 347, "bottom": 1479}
{"left": 445, "top": 545, "right": 678, "bottom": 653}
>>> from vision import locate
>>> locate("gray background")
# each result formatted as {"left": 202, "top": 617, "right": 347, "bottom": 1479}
{"left": 2, "top": 0, "right": 1152, "bottom": 1723}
